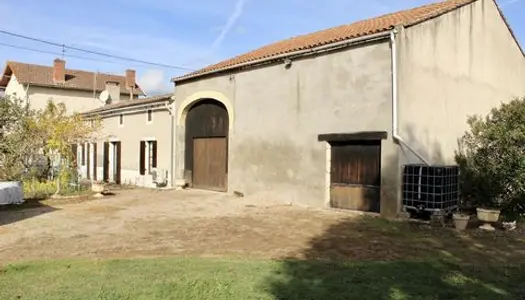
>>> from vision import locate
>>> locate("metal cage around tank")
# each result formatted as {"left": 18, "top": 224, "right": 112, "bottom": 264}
{"left": 402, "top": 164, "right": 460, "bottom": 215}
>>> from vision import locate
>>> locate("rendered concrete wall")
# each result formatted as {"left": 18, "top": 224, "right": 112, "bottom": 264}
{"left": 27, "top": 86, "right": 105, "bottom": 114}
{"left": 175, "top": 41, "right": 399, "bottom": 214}
{"left": 79, "top": 107, "right": 173, "bottom": 188}
{"left": 4, "top": 75, "right": 27, "bottom": 100}
{"left": 398, "top": 0, "right": 525, "bottom": 165}
{"left": 5, "top": 81, "right": 138, "bottom": 115}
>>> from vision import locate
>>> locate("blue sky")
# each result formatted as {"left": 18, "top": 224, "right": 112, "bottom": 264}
{"left": 0, "top": 0, "right": 523, "bottom": 95}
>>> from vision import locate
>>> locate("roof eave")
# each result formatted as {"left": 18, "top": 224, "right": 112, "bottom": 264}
{"left": 82, "top": 98, "right": 172, "bottom": 117}
{"left": 171, "top": 29, "right": 394, "bottom": 84}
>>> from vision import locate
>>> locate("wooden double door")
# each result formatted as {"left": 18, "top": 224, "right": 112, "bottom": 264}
{"left": 185, "top": 100, "right": 229, "bottom": 192}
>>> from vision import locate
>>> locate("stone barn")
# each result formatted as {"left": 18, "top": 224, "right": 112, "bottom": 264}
{"left": 171, "top": 0, "right": 525, "bottom": 218}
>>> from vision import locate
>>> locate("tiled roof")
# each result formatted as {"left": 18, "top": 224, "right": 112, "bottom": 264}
{"left": 83, "top": 93, "right": 172, "bottom": 115}
{"left": 173, "top": 0, "right": 476, "bottom": 82}
{"left": 0, "top": 61, "right": 145, "bottom": 96}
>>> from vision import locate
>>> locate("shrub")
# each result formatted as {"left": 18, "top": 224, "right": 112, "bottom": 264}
{"left": 23, "top": 179, "right": 57, "bottom": 200}
{"left": 57, "top": 166, "right": 80, "bottom": 195}
{"left": 455, "top": 97, "right": 525, "bottom": 219}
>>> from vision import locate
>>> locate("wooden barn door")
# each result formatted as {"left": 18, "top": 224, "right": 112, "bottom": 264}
{"left": 185, "top": 99, "right": 229, "bottom": 192}
{"left": 193, "top": 137, "right": 227, "bottom": 191}
{"left": 330, "top": 140, "right": 381, "bottom": 213}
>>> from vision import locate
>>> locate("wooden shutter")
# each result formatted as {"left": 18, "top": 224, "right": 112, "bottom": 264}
{"left": 71, "top": 144, "right": 78, "bottom": 168}
{"left": 152, "top": 141, "right": 157, "bottom": 168}
{"left": 81, "top": 144, "right": 86, "bottom": 166}
{"left": 116, "top": 142, "right": 122, "bottom": 184}
{"left": 86, "top": 144, "right": 91, "bottom": 179}
{"left": 93, "top": 143, "right": 98, "bottom": 181}
{"left": 139, "top": 141, "right": 146, "bottom": 175}
{"left": 103, "top": 142, "right": 109, "bottom": 182}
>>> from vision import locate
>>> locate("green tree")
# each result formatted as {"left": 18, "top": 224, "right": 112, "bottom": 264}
{"left": 0, "top": 96, "right": 46, "bottom": 180}
{"left": 37, "top": 101, "right": 101, "bottom": 194}
{"left": 456, "top": 96, "right": 525, "bottom": 219}
{"left": 0, "top": 96, "right": 101, "bottom": 193}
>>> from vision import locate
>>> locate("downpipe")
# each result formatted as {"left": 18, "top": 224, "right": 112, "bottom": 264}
{"left": 390, "top": 30, "right": 430, "bottom": 166}
{"left": 166, "top": 100, "right": 175, "bottom": 188}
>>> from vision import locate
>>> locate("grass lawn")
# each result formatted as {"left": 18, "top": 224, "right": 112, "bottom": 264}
{"left": 0, "top": 257, "right": 524, "bottom": 300}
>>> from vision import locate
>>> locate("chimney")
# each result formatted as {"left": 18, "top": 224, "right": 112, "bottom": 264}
{"left": 125, "top": 69, "right": 136, "bottom": 89}
{"left": 53, "top": 58, "right": 66, "bottom": 84}
{"left": 105, "top": 81, "right": 120, "bottom": 103}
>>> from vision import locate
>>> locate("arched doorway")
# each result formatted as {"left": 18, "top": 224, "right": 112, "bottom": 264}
{"left": 185, "top": 99, "right": 229, "bottom": 191}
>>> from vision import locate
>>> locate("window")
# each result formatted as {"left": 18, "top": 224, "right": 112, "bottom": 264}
{"left": 147, "top": 109, "right": 152, "bottom": 123}
{"left": 139, "top": 140, "right": 157, "bottom": 175}
{"left": 119, "top": 114, "right": 123, "bottom": 126}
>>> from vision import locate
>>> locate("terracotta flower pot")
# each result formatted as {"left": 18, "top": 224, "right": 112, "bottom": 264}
{"left": 476, "top": 208, "right": 501, "bottom": 231}
{"left": 452, "top": 213, "right": 470, "bottom": 231}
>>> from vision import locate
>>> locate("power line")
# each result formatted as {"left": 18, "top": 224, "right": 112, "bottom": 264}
{"left": 0, "top": 29, "right": 195, "bottom": 71}
{"left": 0, "top": 41, "right": 164, "bottom": 70}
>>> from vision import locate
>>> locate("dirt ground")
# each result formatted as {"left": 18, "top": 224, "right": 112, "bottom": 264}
{"left": 0, "top": 188, "right": 348, "bottom": 263}
{"left": 1, "top": 188, "right": 524, "bottom": 264}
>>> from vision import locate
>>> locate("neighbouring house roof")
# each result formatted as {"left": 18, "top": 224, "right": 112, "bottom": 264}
{"left": 83, "top": 93, "right": 172, "bottom": 116}
{"left": 0, "top": 61, "right": 145, "bottom": 96}
{"left": 173, "top": 0, "right": 478, "bottom": 83}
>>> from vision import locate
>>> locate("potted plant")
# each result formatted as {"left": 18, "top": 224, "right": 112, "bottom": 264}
{"left": 452, "top": 211, "right": 470, "bottom": 231}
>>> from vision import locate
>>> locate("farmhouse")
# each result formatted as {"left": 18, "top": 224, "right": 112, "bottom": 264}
{"left": 171, "top": 0, "right": 525, "bottom": 218}
{"left": 81, "top": 94, "right": 174, "bottom": 188}
{"left": 0, "top": 59, "right": 145, "bottom": 113}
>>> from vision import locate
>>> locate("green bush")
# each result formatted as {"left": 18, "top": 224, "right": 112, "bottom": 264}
{"left": 23, "top": 180, "right": 57, "bottom": 200}
{"left": 56, "top": 166, "right": 81, "bottom": 195}
{"left": 455, "top": 97, "right": 525, "bottom": 219}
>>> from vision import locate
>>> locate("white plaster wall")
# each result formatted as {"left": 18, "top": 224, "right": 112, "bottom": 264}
{"left": 398, "top": 0, "right": 525, "bottom": 164}
{"left": 27, "top": 86, "right": 105, "bottom": 114}
{"left": 87, "top": 107, "right": 174, "bottom": 188}
{"left": 174, "top": 41, "right": 397, "bottom": 213}
{"left": 4, "top": 75, "right": 27, "bottom": 100}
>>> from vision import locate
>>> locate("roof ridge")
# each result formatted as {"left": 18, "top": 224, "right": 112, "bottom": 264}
{"left": 2, "top": 60, "right": 146, "bottom": 95}
{"left": 6, "top": 60, "right": 127, "bottom": 78}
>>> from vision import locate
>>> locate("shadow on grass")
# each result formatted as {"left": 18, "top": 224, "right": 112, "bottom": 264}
{"left": 265, "top": 217, "right": 525, "bottom": 300}
{"left": 0, "top": 198, "right": 58, "bottom": 226}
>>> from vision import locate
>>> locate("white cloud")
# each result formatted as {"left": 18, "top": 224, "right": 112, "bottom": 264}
{"left": 138, "top": 69, "right": 172, "bottom": 96}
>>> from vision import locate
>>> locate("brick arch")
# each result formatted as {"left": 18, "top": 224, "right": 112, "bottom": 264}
{"left": 177, "top": 91, "right": 234, "bottom": 132}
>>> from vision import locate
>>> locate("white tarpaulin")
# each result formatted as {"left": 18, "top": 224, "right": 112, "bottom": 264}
{"left": 0, "top": 181, "right": 24, "bottom": 205}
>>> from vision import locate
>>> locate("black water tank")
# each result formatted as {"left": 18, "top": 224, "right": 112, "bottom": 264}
{"left": 402, "top": 164, "right": 460, "bottom": 213}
